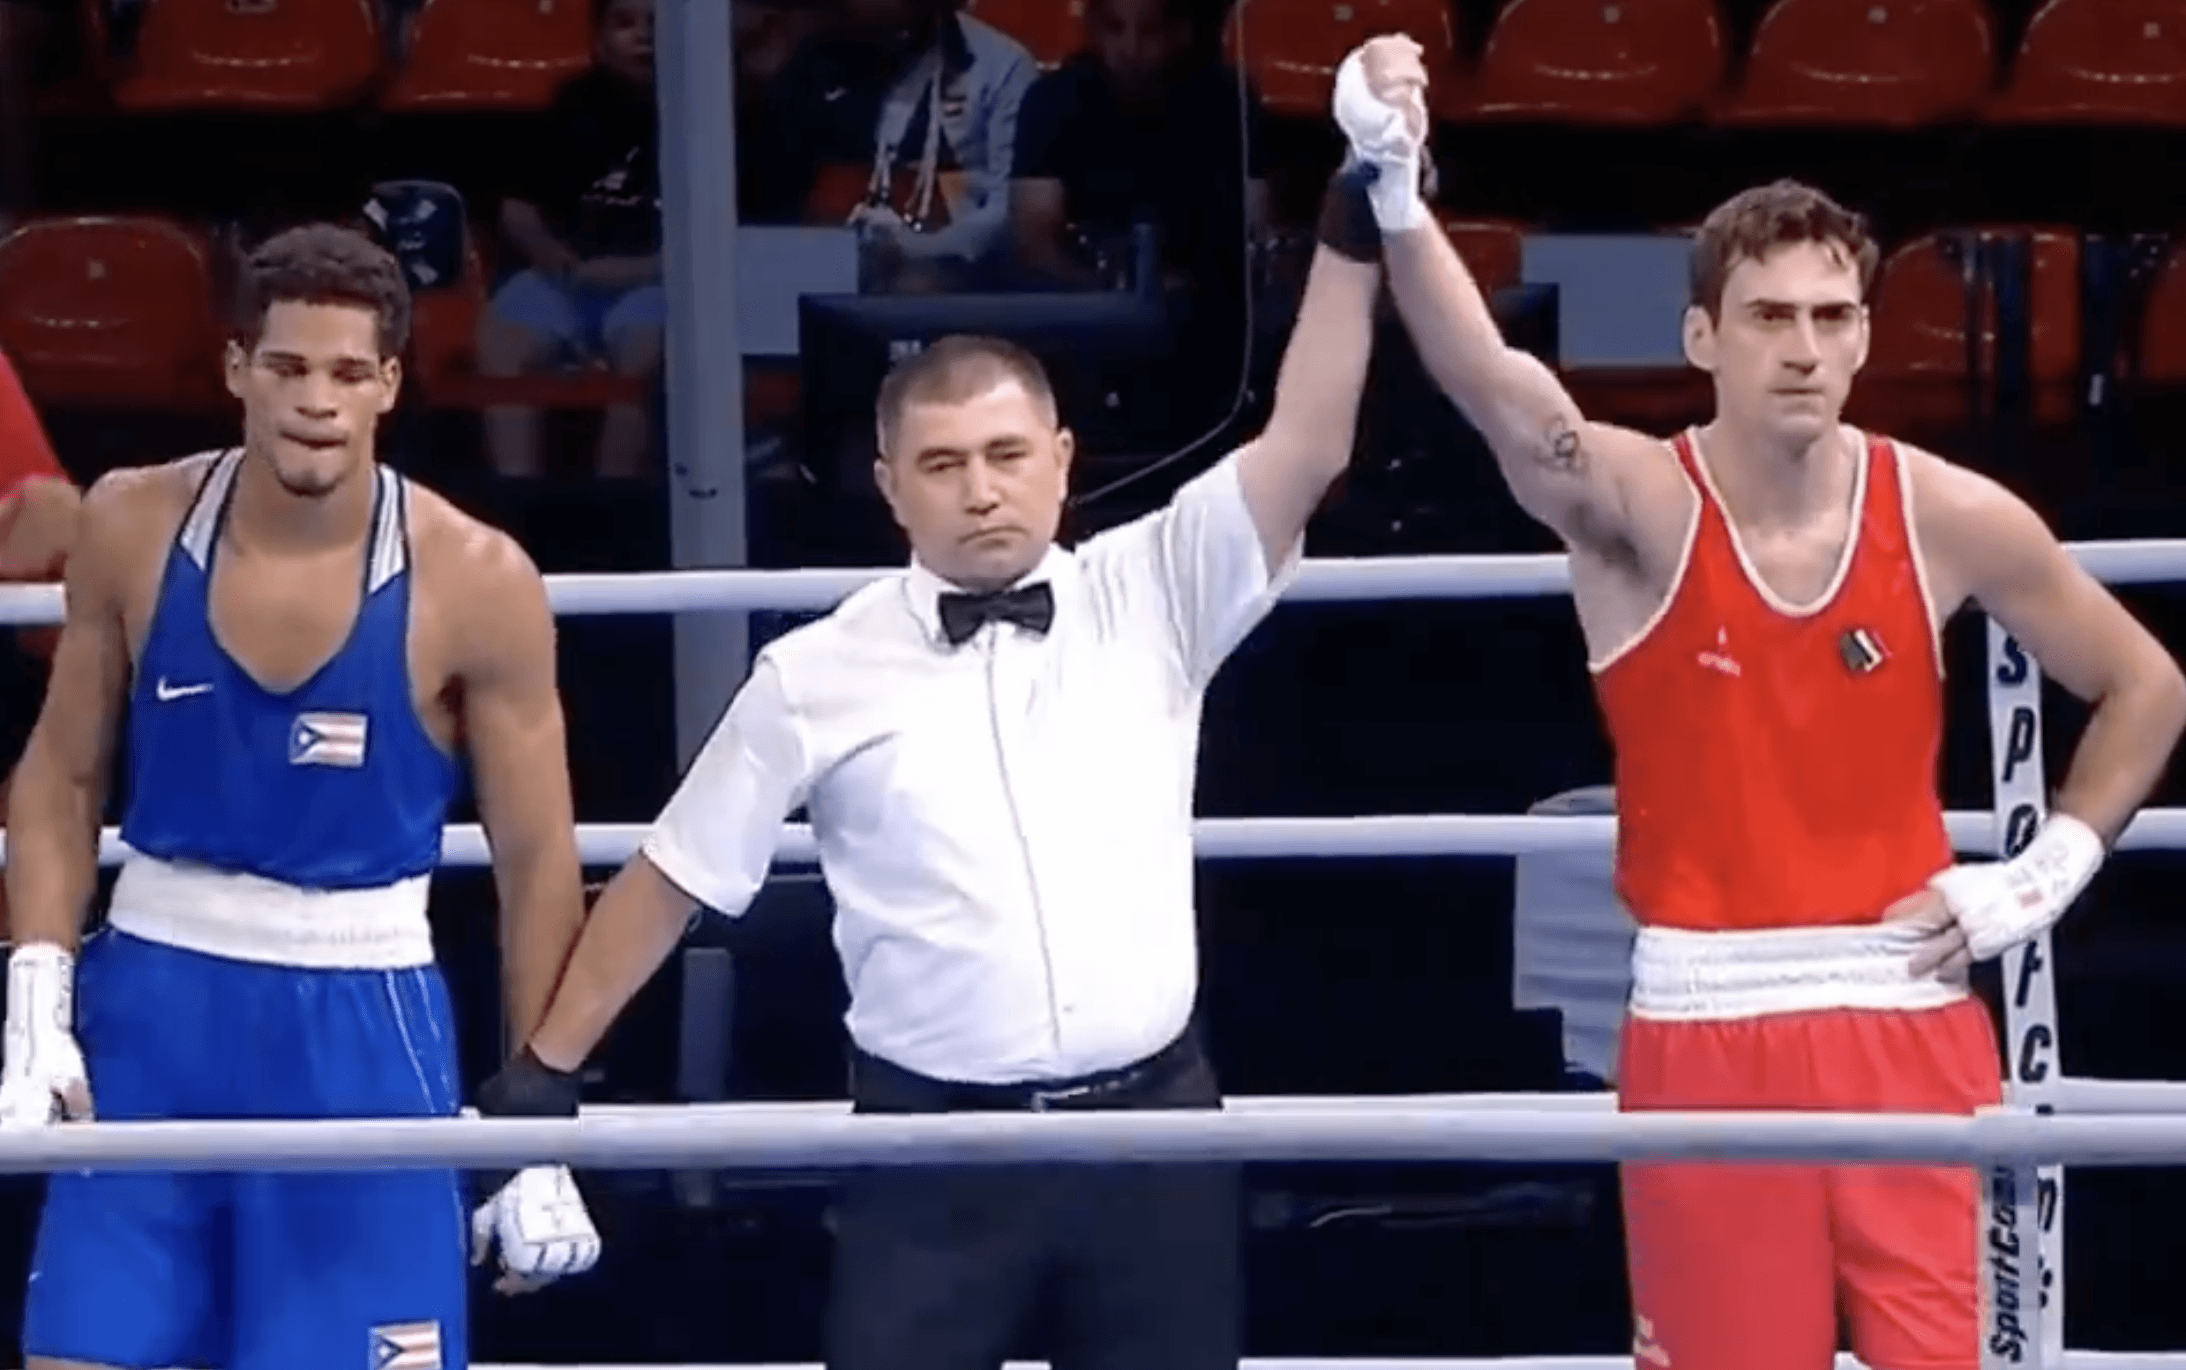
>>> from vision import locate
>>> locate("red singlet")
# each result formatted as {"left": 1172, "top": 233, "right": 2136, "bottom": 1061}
{"left": 1599, "top": 428, "right": 1998, "bottom": 1370}
{"left": 0, "top": 348, "right": 62, "bottom": 501}
{"left": 1592, "top": 427, "right": 1951, "bottom": 930}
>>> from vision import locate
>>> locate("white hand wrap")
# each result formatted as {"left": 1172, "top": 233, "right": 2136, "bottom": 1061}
{"left": 1332, "top": 48, "right": 1428, "bottom": 233}
{"left": 1928, "top": 813, "right": 2106, "bottom": 962}
{"left": 472, "top": 1164, "right": 602, "bottom": 1290}
{"left": 0, "top": 942, "right": 87, "bottom": 1128}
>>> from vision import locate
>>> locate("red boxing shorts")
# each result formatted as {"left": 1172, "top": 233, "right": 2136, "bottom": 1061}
{"left": 1617, "top": 924, "right": 2003, "bottom": 1370}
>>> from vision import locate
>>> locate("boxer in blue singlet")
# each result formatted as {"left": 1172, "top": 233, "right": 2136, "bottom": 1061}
{"left": 0, "top": 224, "right": 603, "bottom": 1370}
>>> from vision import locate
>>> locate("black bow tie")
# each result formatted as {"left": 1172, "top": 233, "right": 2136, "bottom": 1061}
{"left": 936, "top": 582, "right": 1055, "bottom": 646}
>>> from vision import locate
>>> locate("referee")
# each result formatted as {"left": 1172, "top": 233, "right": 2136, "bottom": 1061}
{"left": 479, "top": 150, "right": 1412, "bottom": 1367}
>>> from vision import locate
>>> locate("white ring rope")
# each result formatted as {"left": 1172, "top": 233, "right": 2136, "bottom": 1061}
{"left": 36, "top": 807, "right": 2186, "bottom": 869}
{"left": 0, "top": 1102, "right": 2181, "bottom": 1173}
{"left": 475, "top": 1360, "right": 2186, "bottom": 1370}
{"left": 0, "top": 541, "right": 2177, "bottom": 623}
{"left": 571, "top": 1081, "right": 2186, "bottom": 1119}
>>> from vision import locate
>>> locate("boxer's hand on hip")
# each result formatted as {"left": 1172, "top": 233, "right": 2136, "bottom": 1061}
{"left": 1881, "top": 887, "right": 1972, "bottom": 983}
{"left": 0, "top": 943, "right": 91, "bottom": 1127}
{"left": 1928, "top": 813, "right": 2106, "bottom": 962}
{"left": 471, "top": 1164, "right": 602, "bottom": 1294}
{"left": 1332, "top": 36, "right": 1431, "bottom": 231}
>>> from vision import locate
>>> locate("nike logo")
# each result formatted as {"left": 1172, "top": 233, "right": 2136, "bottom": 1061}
{"left": 154, "top": 678, "right": 212, "bottom": 702}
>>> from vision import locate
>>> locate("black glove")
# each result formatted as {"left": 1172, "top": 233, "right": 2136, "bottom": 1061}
{"left": 477, "top": 1044, "right": 582, "bottom": 1119}
{"left": 472, "top": 1045, "right": 582, "bottom": 1196}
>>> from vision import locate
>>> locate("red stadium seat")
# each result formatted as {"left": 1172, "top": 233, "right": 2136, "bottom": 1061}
{"left": 1439, "top": 215, "right": 1524, "bottom": 293}
{"left": 1224, "top": 0, "right": 1460, "bottom": 119}
{"left": 383, "top": 0, "right": 595, "bottom": 113}
{"left": 1713, "top": 0, "right": 1996, "bottom": 128}
{"left": 1462, "top": 0, "right": 1727, "bottom": 124}
{"left": 0, "top": 216, "right": 228, "bottom": 410}
{"left": 1865, "top": 234, "right": 1981, "bottom": 380}
{"left": 964, "top": 0, "right": 1084, "bottom": 68}
{"left": 1986, "top": 0, "right": 2186, "bottom": 125}
{"left": 1857, "top": 226, "right": 2079, "bottom": 431}
{"left": 2133, "top": 240, "right": 2186, "bottom": 379}
{"left": 404, "top": 250, "right": 491, "bottom": 406}
{"left": 112, "top": 0, "right": 383, "bottom": 112}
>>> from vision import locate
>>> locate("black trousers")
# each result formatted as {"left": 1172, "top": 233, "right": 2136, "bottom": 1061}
{"left": 823, "top": 1028, "right": 1242, "bottom": 1370}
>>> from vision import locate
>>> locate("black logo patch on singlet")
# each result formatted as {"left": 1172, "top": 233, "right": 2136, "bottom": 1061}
{"left": 1839, "top": 627, "right": 1887, "bottom": 675}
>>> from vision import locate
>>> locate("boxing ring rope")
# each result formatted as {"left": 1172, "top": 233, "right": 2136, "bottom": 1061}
{"left": 6, "top": 542, "right": 2182, "bottom": 1370}
{"left": 21, "top": 806, "right": 2186, "bottom": 870}
{"left": 480, "top": 1360, "right": 2183, "bottom": 1370}
{"left": 0, "top": 1099, "right": 2180, "bottom": 1174}
{"left": 0, "top": 540, "right": 2177, "bottom": 622}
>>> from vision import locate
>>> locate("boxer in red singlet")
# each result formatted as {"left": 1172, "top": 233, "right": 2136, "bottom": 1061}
{"left": 0, "top": 347, "right": 78, "bottom": 610}
{"left": 0, "top": 347, "right": 79, "bottom": 938}
{"left": 1344, "top": 57, "right": 2186, "bottom": 1370}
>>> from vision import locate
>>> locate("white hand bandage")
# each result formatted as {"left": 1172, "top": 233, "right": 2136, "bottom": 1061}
{"left": 471, "top": 1164, "right": 602, "bottom": 1292}
{"left": 1928, "top": 813, "right": 2106, "bottom": 962}
{"left": 0, "top": 942, "right": 88, "bottom": 1128}
{"left": 1331, "top": 47, "right": 1428, "bottom": 232}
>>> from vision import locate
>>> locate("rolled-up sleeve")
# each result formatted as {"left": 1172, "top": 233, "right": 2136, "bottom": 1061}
{"left": 641, "top": 653, "right": 814, "bottom": 917}
{"left": 1122, "top": 450, "right": 1303, "bottom": 689}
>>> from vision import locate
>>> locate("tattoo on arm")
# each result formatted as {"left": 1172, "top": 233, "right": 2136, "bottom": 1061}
{"left": 1543, "top": 416, "right": 1585, "bottom": 473}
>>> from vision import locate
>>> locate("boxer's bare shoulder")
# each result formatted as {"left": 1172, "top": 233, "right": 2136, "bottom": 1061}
{"left": 1899, "top": 437, "right": 2100, "bottom": 625}
{"left": 75, "top": 457, "right": 215, "bottom": 653}
{"left": 1887, "top": 438, "right": 1994, "bottom": 625}
{"left": 1898, "top": 438, "right": 2178, "bottom": 708}
{"left": 400, "top": 481, "right": 560, "bottom": 750}
{"left": 403, "top": 481, "right": 552, "bottom": 675}
{"left": 16, "top": 458, "right": 204, "bottom": 793}
{"left": 399, "top": 480, "right": 578, "bottom": 951}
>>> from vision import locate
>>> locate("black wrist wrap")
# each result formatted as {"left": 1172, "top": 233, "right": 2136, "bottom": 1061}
{"left": 1316, "top": 158, "right": 1384, "bottom": 263}
{"left": 477, "top": 1044, "right": 582, "bottom": 1119}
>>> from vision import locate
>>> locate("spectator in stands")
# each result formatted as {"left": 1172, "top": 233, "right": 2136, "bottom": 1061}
{"left": 735, "top": 0, "right": 816, "bottom": 91}
{"left": 476, "top": 0, "right": 662, "bottom": 480}
{"left": 0, "top": 347, "right": 82, "bottom": 938}
{"left": 1007, "top": 0, "right": 1267, "bottom": 443}
{"left": 1008, "top": 0, "right": 1267, "bottom": 295}
{"left": 752, "top": 0, "right": 1035, "bottom": 292}
{"left": 733, "top": 0, "right": 819, "bottom": 222}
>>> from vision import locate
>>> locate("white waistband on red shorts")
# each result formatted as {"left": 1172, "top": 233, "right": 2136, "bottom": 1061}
{"left": 1629, "top": 923, "right": 1970, "bottom": 1021}
{"left": 107, "top": 854, "right": 435, "bottom": 971}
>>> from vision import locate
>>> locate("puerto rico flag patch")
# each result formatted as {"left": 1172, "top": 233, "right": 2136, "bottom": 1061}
{"left": 370, "top": 1320, "right": 442, "bottom": 1370}
{"left": 290, "top": 711, "right": 368, "bottom": 768}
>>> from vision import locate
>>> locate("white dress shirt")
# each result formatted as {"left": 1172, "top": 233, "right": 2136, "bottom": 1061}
{"left": 643, "top": 451, "right": 1299, "bottom": 1084}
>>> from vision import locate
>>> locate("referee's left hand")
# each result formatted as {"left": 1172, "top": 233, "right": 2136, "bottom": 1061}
{"left": 471, "top": 1164, "right": 602, "bottom": 1294}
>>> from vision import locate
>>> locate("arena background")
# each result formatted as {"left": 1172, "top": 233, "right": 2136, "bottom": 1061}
{"left": 0, "top": 0, "right": 2184, "bottom": 1364}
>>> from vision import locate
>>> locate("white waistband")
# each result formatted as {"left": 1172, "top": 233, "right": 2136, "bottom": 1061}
{"left": 1629, "top": 923, "right": 1969, "bottom": 1021}
{"left": 108, "top": 855, "right": 435, "bottom": 970}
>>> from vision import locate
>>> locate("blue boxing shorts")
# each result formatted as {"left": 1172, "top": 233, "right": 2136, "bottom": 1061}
{"left": 23, "top": 929, "right": 470, "bottom": 1370}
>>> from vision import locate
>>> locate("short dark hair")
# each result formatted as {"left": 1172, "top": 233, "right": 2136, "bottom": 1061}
{"left": 232, "top": 223, "right": 412, "bottom": 359}
{"left": 1689, "top": 179, "right": 1879, "bottom": 320}
{"left": 875, "top": 335, "right": 1058, "bottom": 456}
